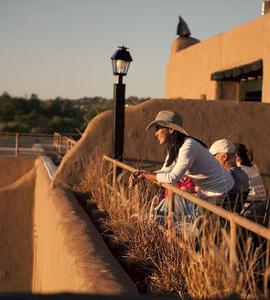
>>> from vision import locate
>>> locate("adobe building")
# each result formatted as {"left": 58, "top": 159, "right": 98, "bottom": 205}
{"left": 166, "top": 7, "right": 270, "bottom": 103}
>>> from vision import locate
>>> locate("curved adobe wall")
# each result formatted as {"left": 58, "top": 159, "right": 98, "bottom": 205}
{"left": 53, "top": 99, "right": 270, "bottom": 189}
{"left": 33, "top": 158, "right": 137, "bottom": 294}
{"left": 0, "top": 156, "right": 137, "bottom": 294}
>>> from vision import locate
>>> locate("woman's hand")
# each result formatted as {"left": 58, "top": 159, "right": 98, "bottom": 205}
{"left": 194, "top": 185, "right": 200, "bottom": 194}
{"left": 128, "top": 171, "right": 144, "bottom": 189}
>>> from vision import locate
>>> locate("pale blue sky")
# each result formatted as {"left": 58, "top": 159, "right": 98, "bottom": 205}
{"left": 0, "top": 0, "right": 261, "bottom": 100}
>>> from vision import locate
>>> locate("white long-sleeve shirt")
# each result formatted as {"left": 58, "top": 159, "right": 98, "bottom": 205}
{"left": 156, "top": 138, "right": 234, "bottom": 196}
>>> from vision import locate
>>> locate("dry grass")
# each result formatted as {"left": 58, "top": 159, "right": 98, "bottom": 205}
{"left": 75, "top": 160, "right": 266, "bottom": 299}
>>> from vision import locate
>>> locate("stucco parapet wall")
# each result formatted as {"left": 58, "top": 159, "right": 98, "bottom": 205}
{"left": 33, "top": 157, "right": 138, "bottom": 294}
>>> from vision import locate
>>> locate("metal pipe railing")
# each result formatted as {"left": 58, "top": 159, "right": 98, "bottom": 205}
{"left": 103, "top": 155, "right": 270, "bottom": 238}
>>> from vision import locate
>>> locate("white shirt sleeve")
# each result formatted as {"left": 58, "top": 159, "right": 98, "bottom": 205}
{"left": 156, "top": 139, "right": 196, "bottom": 183}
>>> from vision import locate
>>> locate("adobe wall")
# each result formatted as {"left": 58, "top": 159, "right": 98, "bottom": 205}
{"left": 0, "top": 156, "right": 137, "bottom": 294}
{"left": 53, "top": 99, "right": 270, "bottom": 189}
{"left": 165, "top": 14, "right": 270, "bottom": 102}
{"left": 33, "top": 158, "right": 137, "bottom": 294}
{"left": 0, "top": 157, "right": 36, "bottom": 292}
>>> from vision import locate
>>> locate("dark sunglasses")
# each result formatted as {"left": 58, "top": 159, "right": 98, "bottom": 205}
{"left": 155, "top": 125, "right": 163, "bottom": 132}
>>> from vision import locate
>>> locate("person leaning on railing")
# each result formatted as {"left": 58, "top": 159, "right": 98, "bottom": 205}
{"left": 128, "top": 110, "right": 234, "bottom": 224}
{"left": 209, "top": 139, "right": 249, "bottom": 214}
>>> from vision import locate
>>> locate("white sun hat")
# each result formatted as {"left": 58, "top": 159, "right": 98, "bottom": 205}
{"left": 145, "top": 110, "right": 188, "bottom": 135}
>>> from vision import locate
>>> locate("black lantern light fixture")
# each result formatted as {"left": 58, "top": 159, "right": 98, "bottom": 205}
{"left": 111, "top": 46, "right": 133, "bottom": 78}
{"left": 110, "top": 46, "right": 133, "bottom": 162}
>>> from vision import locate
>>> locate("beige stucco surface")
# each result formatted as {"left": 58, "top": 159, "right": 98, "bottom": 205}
{"left": 166, "top": 14, "right": 270, "bottom": 102}
{"left": 0, "top": 157, "right": 35, "bottom": 292}
{"left": 0, "top": 156, "right": 137, "bottom": 294}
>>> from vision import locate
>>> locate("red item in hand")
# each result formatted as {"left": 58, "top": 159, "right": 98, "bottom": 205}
{"left": 164, "top": 176, "right": 194, "bottom": 197}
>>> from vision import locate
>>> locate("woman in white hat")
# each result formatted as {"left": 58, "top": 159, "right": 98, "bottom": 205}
{"left": 129, "top": 110, "right": 234, "bottom": 223}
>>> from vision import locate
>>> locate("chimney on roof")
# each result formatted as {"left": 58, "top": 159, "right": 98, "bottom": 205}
{"left": 261, "top": 0, "right": 270, "bottom": 15}
{"left": 170, "top": 15, "right": 200, "bottom": 54}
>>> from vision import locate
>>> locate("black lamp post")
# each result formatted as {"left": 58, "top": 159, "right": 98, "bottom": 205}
{"left": 111, "top": 46, "right": 133, "bottom": 161}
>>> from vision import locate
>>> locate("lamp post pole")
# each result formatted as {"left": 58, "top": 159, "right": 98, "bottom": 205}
{"left": 112, "top": 74, "right": 125, "bottom": 161}
{"left": 111, "top": 46, "right": 133, "bottom": 162}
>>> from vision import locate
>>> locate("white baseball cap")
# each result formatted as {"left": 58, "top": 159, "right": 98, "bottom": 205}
{"left": 209, "top": 138, "right": 235, "bottom": 155}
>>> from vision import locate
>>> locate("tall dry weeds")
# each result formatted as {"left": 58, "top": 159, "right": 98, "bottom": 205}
{"left": 75, "top": 159, "right": 265, "bottom": 299}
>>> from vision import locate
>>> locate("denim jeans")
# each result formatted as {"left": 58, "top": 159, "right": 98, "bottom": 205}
{"left": 151, "top": 194, "right": 198, "bottom": 225}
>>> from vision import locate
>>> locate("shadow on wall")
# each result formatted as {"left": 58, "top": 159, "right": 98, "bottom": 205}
{"left": 52, "top": 99, "right": 270, "bottom": 190}
{"left": 0, "top": 157, "right": 36, "bottom": 292}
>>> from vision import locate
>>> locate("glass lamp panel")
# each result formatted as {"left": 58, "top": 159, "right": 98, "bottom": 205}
{"left": 112, "top": 60, "right": 117, "bottom": 75}
{"left": 116, "top": 59, "right": 130, "bottom": 75}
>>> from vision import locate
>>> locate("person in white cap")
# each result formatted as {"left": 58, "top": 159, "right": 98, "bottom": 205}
{"left": 129, "top": 110, "right": 234, "bottom": 223}
{"left": 209, "top": 138, "right": 249, "bottom": 213}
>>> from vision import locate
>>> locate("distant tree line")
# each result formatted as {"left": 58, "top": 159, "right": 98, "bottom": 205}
{"left": 0, "top": 92, "right": 150, "bottom": 134}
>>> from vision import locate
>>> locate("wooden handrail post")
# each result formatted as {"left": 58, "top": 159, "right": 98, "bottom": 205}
{"left": 264, "top": 268, "right": 270, "bottom": 299}
{"left": 264, "top": 240, "right": 270, "bottom": 298}
{"left": 54, "top": 133, "right": 60, "bottom": 149}
{"left": 53, "top": 133, "right": 56, "bottom": 147}
{"left": 57, "top": 134, "right": 60, "bottom": 150}
{"left": 15, "top": 133, "right": 19, "bottom": 157}
{"left": 230, "top": 218, "right": 237, "bottom": 269}
{"left": 167, "top": 190, "right": 175, "bottom": 241}
{"left": 60, "top": 135, "right": 62, "bottom": 153}
{"left": 57, "top": 134, "right": 62, "bottom": 161}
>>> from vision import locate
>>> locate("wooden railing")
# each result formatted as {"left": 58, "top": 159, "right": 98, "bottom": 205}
{"left": 0, "top": 132, "right": 54, "bottom": 156}
{"left": 102, "top": 155, "right": 270, "bottom": 294}
{"left": 0, "top": 132, "right": 77, "bottom": 158}
{"left": 53, "top": 132, "right": 77, "bottom": 158}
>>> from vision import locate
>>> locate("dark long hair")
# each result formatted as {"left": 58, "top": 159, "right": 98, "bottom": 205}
{"left": 235, "top": 143, "right": 253, "bottom": 167}
{"left": 166, "top": 130, "right": 207, "bottom": 167}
